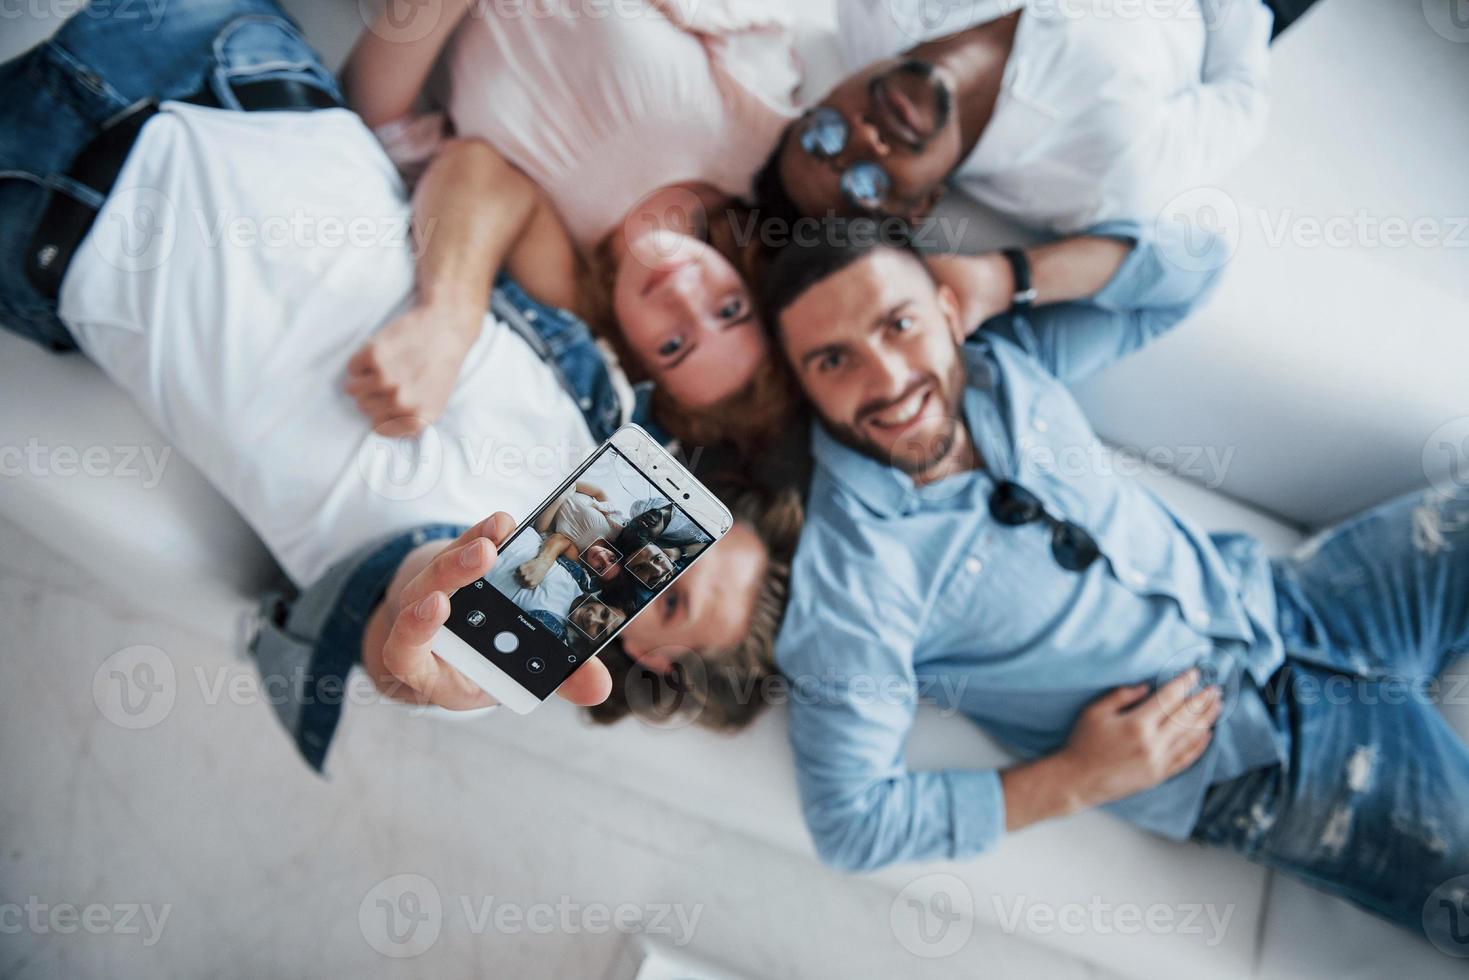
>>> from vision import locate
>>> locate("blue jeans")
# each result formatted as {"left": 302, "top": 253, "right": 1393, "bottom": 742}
{"left": 1194, "top": 488, "right": 1469, "bottom": 952}
{"left": 0, "top": 0, "right": 340, "bottom": 350}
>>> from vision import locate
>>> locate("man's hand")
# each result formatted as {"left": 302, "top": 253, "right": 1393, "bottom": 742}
{"left": 928, "top": 252, "right": 1015, "bottom": 333}
{"left": 346, "top": 300, "right": 483, "bottom": 437}
{"left": 362, "top": 514, "right": 613, "bottom": 710}
{"left": 1002, "top": 669, "right": 1222, "bottom": 831}
{"left": 1059, "top": 669, "right": 1222, "bottom": 807}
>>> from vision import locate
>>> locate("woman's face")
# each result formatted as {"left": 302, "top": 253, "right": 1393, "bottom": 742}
{"left": 582, "top": 543, "right": 621, "bottom": 580}
{"left": 613, "top": 227, "right": 769, "bottom": 410}
{"left": 619, "top": 522, "right": 766, "bottom": 674}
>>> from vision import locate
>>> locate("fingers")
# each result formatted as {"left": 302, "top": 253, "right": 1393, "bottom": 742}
{"left": 1164, "top": 685, "right": 1223, "bottom": 732}
{"left": 1095, "top": 683, "right": 1151, "bottom": 713}
{"left": 554, "top": 657, "right": 613, "bottom": 706}
{"left": 346, "top": 343, "right": 381, "bottom": 380}
{"left": 397, "top": 514, "right": 516, "bottom": 611}
{"left": 345, "top": 340, "right": 433, "bottom": 434}
{"left": 400, "top": 537, "right": 498, "bottom": 611}
{"left": 380, "top": 591, "right": 495, "bottom": 710}
{"left": 1164, "top": 727, "right": 1214, "bottom": 778}
{"left": 1140, "top": 668, "right": 1200, "bottom": 722}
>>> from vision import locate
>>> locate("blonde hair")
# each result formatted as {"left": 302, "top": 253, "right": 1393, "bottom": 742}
{"left": 587, "top": 485, "right": 803, "bottom": 731}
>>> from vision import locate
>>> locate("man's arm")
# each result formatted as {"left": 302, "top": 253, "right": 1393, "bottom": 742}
{"left": 1002, "top": 671, "right": 1221, "bottom": 831}
{"left": 932, "top": 221, "right": 1229, "bottom": 385}
{"left": 342, "top": 1, "right": 477, "bottom": 129}
{"left": 345, "top": 138, "right": 562, "bottom": 434}
{"left": 782, "top": 593, "right": 1222, "bottom": 871}
{"left": 927, "top": 234, "right": 1132, "bottom": 330}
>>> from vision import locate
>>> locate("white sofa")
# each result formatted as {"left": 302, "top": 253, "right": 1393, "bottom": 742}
{"left": 2, "top": 1, "right": 1466, "bottom": 978}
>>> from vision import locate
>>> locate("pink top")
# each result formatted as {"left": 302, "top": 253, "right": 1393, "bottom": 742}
{"left": 378, "top": 0, "right": 802, "bottom": 248}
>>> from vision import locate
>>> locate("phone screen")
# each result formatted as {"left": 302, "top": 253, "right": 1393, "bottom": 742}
{"left": 446, "top": 443, "right": 718, "bottom": 701}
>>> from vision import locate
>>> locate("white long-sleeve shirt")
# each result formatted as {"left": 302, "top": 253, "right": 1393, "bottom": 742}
{"left": 838, "top": 0, "right": 1274, "bottom": 231}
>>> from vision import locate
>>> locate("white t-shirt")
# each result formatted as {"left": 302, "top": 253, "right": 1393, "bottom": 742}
{"left": 838, "top": 0, "right": 1272, "bottom": 231}
{"left": 59, "top": 103, "right": 601, "bottom": 586}
{"left": 485, "top": 529, "right": 582, "bottom": 621}
{"left": 550, "top": 491, "right": 623, "bottom": 551}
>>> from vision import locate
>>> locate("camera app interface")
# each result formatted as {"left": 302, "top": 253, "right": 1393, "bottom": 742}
{"left": 449, "top": 445, "right": 716, "bottom": 700}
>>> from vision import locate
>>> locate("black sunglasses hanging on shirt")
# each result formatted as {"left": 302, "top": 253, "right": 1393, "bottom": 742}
{"left": 987, "top": 480, "right": 1102, "bottom": 572}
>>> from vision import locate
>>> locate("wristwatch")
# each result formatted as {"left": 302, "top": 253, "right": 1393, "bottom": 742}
{"left": 1000, "top": 248, "right": 1038, "bottom": 312}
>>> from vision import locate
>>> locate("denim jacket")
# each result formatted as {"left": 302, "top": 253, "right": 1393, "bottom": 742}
{"left": 251, "top": 277, "right": 655, "bottom": 772}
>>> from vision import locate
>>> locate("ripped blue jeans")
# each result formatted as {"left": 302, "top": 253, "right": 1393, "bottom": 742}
{"left": 1193, "top": 488, "right": 1469, "bottom": 953}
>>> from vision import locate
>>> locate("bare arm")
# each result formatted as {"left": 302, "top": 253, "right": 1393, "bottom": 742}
{"left": 927, "top": 235, "right": 1131, "bottom": 333}
{"left": 342, "top": 0, "right": 476, "bottom": 129}
{"left": 346, "top": 137, "right": 576, "bottom": 433}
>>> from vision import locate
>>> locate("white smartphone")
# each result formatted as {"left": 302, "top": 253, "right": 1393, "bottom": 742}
{"left": 432, "top": 424, "right": 734, "bottom": 713}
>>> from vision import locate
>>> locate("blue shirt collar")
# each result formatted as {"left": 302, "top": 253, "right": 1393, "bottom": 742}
{"left": 810, "top": 342, "right": 1002, "bottom": 519}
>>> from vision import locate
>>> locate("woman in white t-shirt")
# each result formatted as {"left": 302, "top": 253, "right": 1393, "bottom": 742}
{"left": 343, "top": 0, "right": 803, "bottom": 458}
{"left": 517, "top": 482, "right": 629, "bottom": 589}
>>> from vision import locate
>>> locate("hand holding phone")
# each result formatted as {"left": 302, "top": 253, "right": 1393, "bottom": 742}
{"left": 433, "top": 425, "right": 733, "bottom": 713}
{"left": 363, "top": 513, "right": 613, "bottom": 710}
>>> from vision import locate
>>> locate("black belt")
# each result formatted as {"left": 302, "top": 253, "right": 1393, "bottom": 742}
{"left": 26, "top": 78, "right": 340, "bottom": 300}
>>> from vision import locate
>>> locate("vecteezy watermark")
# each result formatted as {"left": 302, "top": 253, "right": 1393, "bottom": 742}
{"left": 890, "top": 873, "right": 976, "bottom": 958}
{"left": 725, "top": 211, "right": 974, "bottom": 258}
{"left": 0, "top": 0, "right": 166, "bottom": 29}
{"left": 1424, "top": 417, "right": 1469, "bottom": 501}
{"left": 0, "top": 897, "right": 171, "bottom": 947}
{"left": 1423, "top": 0, "right": 1469, "bottom": 42}
{"left": 356, "top": 428, "right": 592, "bottom": 502}
{"left": 358, "top": 875, "right": 704, "bottom": 958}
{"left": 1158, "top": 188, "right": 1468, "bottom": 266}
{"left": 1424, "top": 875, "right": 1469, "bottom": 957}
{"left": 91, "top": 643, "right": 476, "bottom": 730}
{"left": 359, "top": 875, "right": 443, "bottom": 959}
{"left": 87, "top": 186, "right": 431, "bottom": 274}
{"left": 884, "top": 0, "right": 1219, "bottom": 43}
{"left": 92, "top": 645, "right": 177, "bottom": 730}
{"left": 360, "top": 0, "right": 700, "bottom": 43}
{"left": 992, "top": 895, "right": 1235, "bottom": 946}
{"left": 1155, "top": 186, "right": 1242, "bottom": 273}
{"left": 1256, "top": 209, "right": 1469, "bottom": 250}
{"left": 0, "top": 439, "right": 171, "bottom": 489}
{"left": 1026, "top": 441, "right": 1237, "bottom": 490}
{"left": 1259, "top": 665, "right": 1469, "bottom": 711}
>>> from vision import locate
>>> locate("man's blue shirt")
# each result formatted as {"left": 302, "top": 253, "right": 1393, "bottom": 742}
{"left": 776, "top": 224, "right": 1289, "bottom": 871}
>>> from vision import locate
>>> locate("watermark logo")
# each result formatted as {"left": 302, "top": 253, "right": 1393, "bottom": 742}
{"left": 621, "top": 186, "right": 711, "bottom": 274}
{"left": 92, "top": 645, "right": 176, "bottom": 730}
{"left": 360, "top": 0, "right": 445, "bottom": 43}
{"left": 1156, "top": 186, "right": 1240, "bottom": 273}
{"left": 1424, "top": 875, "right": 1469, "bottom": 957}
{"left": 357, "top": 879, "right": 702, "bottom": 953}
{"left": 1424, "top": 0, "right": 1469, "bottom": 42}
{"left": 90, "top": 186, "right": 176, "bottom": 274}
{"left": 359, "top": 874, "right": 443, "bottom": 958}
{"left": 623, "top": 647, "right": 706, "bottom": 730}
{"left": 1423, "top": 417, "right": 1469, "bottom": 500}
{"left": 1153, "top": 645, "right": 1241, "bottom": 732}
{"left": 890, "top": 873, "right": 975, "bottom": 958}
{"left": 356, "top": 422, "right": 446, "bottom": 501}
